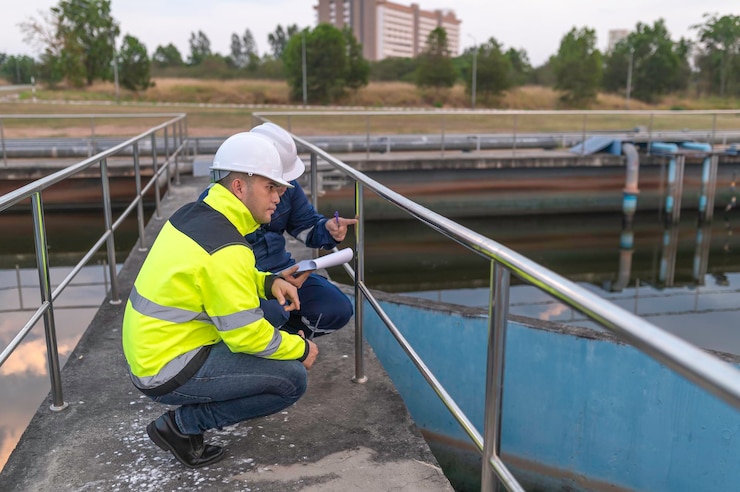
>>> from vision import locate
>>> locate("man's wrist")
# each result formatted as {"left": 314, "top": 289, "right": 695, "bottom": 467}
{"left": 264, "top": 274, "right": 278, "bottom": 300}
{"left": 297, "top": 339, "right": 310, "bottom": 361}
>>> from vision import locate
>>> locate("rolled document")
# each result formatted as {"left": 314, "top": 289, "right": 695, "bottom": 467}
{"left": 292, "top": 247, "right": 354, "bottom": 273}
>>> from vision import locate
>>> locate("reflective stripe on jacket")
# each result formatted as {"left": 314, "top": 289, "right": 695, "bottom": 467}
{"left": 122, "top": 183, "right": 308, "bottom": 392}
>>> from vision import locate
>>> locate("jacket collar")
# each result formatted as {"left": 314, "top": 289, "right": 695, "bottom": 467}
{"left": 203, "top": 183, "right": 260, "bottom": 236}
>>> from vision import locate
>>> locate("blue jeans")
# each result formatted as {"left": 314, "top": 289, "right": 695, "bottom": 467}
{"left": 261, "top": 273, "right": 353, "bottom": 334}
{"left": 151, "top": 342, "right": 307, "bottom": 435}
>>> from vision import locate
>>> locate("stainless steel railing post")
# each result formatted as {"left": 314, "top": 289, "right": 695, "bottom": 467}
{"left": 15, "top": 264, "right": 24, "bottom": 309}
{"left": 173, "top": 123, "right": 181, "bottom": 186}
{"left": 184, "top": 117, "right": 192, "bottom": 161}
{"left": 100, "top": 158, "right": 121, "bottom": 304}
{"left": 353, "top": 180, "right": 367, "bottom": 383}
{"left": 365, "top": 115, "right": 370, "bottom": 160}
{"left": 31, "top": 192, "right": 68, "bottom": 411}
{"left": 151, "top": 133, "right": 162, "bottom": 219}
{"left": 90, "top": 117, "right": 96, "bottom": 157}
{"left": 164, "top": 126, "right": 171, "bottom": 191}
{"left": 481, "top": 262, "right": 514, "bottom": 491}
{"left": 133, "top": 142, "right": 147, "bottom": 251}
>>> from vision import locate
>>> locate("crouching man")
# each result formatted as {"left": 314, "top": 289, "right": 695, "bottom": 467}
{"left": 122, "top": 133, "right": 318, "bottom": 468}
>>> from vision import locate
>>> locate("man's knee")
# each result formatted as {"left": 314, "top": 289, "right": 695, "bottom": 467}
{"left": 335, "top": 295, "right": 353, "bottom": 326}
{"left": 285, "top": 362, "right": 308, "bottom": 401}
{"left": 320, "top": 294, "right": 353, "bottom": 332}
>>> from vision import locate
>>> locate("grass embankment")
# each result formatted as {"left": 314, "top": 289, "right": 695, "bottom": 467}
{"left": 17, "top": 78, "right": 740, "bottom": 110}
{"left": 1, "top": 78, "right": 739, "bottom": 138}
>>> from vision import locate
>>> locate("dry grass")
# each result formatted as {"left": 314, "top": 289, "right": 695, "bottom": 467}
{"left": 3, "top": 77, "right": 740, "bottom": 138}
{"left": 22, "top": 77, "right": 740, "bottom": 111}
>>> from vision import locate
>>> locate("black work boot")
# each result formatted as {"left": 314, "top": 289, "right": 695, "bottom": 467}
{"left": 146, "top": 410, "right": 224, "bottom": 468}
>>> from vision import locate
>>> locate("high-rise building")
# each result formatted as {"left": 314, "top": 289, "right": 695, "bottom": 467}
{"left": 608, "top": 29, "right": 629, "bottom": 52}
{"left": 315, "top": 0, "right": 461, "bottom": 61}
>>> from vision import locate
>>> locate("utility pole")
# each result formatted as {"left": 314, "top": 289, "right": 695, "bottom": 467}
{"left": 626, "top": 46, "right": 634, "bottom": 110}
{"left": 302, "top": 30, "right": 308, "bottom": 107}
{"left": 468, "top": 34, "right": 477, "bottom": 110}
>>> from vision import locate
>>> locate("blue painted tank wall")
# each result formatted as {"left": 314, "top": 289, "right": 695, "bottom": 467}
{"left": 359, "top": 297, "right": 740, "bottom": 491}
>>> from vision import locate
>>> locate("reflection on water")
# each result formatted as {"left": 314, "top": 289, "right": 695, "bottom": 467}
{"left": 0, "top": 264, "right": 113, "bottom": 472}
{"left": 0, "top": 208, "right": 738, "bottom": 472}
{"left": 405, "top": 274, "right": 740, "bottom": 355}
{"left": 332, "top": 210, "right": 740, "bottom": 355}
{"left": 0, "top": 209, "right": 142, "bottom": 472}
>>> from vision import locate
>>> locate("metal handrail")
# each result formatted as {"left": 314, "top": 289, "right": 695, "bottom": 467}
{"left": 252, "top": 115, "right": 740, "bottom": 491}
{"left": 0, "top": 113, "right": 188, "bottom": 412}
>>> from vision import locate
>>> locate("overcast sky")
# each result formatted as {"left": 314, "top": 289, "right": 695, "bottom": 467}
{"left": 1, "top": 0, "right": 737, "bottom": 67}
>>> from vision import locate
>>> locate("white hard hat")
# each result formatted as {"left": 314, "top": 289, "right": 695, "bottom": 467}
{"left": 250, "top": 122, "right": 306, "bottom": 181}
{"left": 210, "top": 132, "right": 293, "bottom": 188}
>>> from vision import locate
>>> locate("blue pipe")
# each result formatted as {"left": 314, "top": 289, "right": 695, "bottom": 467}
{"left": 681, "top": 142, "right": 713, "bottom": 217}
{"left": 651, "top": 142, "right": 679, "bottom": 218}
{"left": 621, "top": 143, "right": 639, "bottom": 218}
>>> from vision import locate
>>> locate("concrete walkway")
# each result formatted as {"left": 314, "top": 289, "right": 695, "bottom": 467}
{"left": 0, "top": 171, "right": 452, "bottom": 491}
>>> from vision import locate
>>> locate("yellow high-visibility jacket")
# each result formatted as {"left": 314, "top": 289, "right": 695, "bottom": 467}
{"left": 122, "top": 183, "right": 308, "bottom": 395}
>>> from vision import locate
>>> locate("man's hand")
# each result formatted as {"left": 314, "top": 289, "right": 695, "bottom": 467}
{"left": 301, "top": 339, "right": 319, "bottom": 369}
{"left": 271, "top": 277, "right": 300, "bottom": 312}
{"left": 325, "top": 216, "right": 358, "bottom": 242}
{"left": 278, "top": 265, "right": 311, "bottom": 289}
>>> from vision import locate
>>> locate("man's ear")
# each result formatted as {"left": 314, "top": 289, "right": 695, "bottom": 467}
{"left": 231, "top": 177, "right": 246, "bottom": 199}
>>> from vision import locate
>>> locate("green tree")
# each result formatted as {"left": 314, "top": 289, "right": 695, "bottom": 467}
{"left": 51, "top": 0, "right": 119, "bottom": 86}
{"left": 603, "top": 20, "right": 689, "bottom": 103}
{"left": 693, "top": 13, "right": 740, "bottom": 97}
{"left": 552, "top": 26, "right": 602, "bottom": 106}
{"left": 370, "top": 56, "right": 417, "bottom": 82}
{"left": 343, "top": 27, "right": 369, "bottom": 92}
{"left": 415, "top": 27, "right": 458, "bottom": 102}
{"left": 188, "top": 30, "right": 211, "bottom": 65}
{"left": 254, "top": 56, "right": 285, "bottom": 79}
{"left": 19, "top": 8, "right": 65, "bottom": 85}
{"left": 0, "top": 55, "right": 37, "bottom": 84}
{"left": 152, "top": 43, "right": 183, "bottom": 67}
{"left": 530, "top": 57, "right": 556, "bottom": 86}
{"left": 230, "top": 29, "right": 259, "bottom": 70}
{"left": 461, "top": 38, "right": 511, "bottom": 106}
{"left": 269, "top": 24, "right": 299, "bottom": 58}
{"left": 118, "top": 34, "right": 150, "bottom": 91}
{"left": 283, "top": 24, "right": 347, "bottom": 103}
{"left": 505, "top": 47, "right": 532, "bottom": 87}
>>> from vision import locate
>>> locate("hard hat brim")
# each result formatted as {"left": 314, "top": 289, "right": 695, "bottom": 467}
{"left": 283, "top": 155, "right": 306, "bottom": 182}
{"left": 271, "top": 175, "right": 295, "bottom": 188}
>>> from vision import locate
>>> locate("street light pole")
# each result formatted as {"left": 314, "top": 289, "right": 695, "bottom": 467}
{"left": 468, "top": 34, "right": 477, "bottom": 110}
{"left": 111, "top": 35, "right": 120, "bottom": 104}
{"left": 302, "top": 31, "right": 308, "bottom": 107}
{"left": 626, "top": 47, "right": 634, "bottom": 110}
